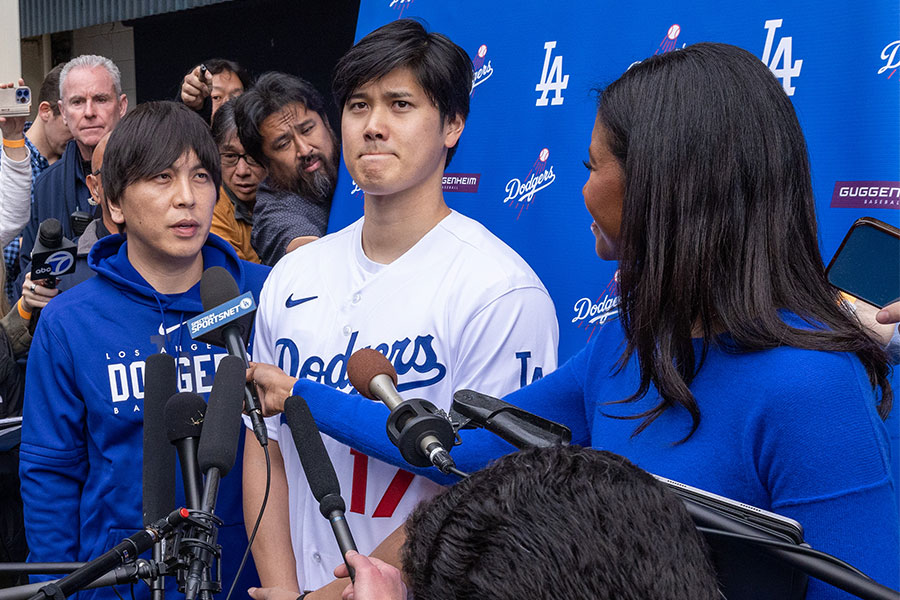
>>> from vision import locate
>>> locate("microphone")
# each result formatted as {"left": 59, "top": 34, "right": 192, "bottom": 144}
{"left": 165, "top": 392, "right": 207, "bottom": 510}
{"left": 347, "top": 349, "right": 457, "bottom": 474}
{"left": 284, "top": 395, "right": 357, "bottom": 582}
{"left": 451, "top": 389, "right": 572, "bottom": 449}
{"left": 183, "top": 355, "right": 245, "bottom": 600}
{"left": 190, "top": 266, "right": 268, "bottom": 447}
{"left": 142, "top": 354, "right": 177, "bottom": 527}
{"left": 29, "top": 218, "right": 77, "bottom": 333}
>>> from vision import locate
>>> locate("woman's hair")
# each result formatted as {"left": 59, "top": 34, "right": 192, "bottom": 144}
{"left": 596, "top": 42, "right": 891, "bottom": 440}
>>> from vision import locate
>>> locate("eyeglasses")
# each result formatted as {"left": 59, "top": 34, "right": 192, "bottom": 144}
{"left": 220, "top": 152, "right": 261, "bottom": 168}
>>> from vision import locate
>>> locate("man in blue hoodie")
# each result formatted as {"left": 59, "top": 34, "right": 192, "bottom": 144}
{"left": 19, "top": 101, "right": 269, "bottom": 600}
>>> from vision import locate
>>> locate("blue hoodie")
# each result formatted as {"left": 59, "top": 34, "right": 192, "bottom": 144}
{"left": 19, "top": 233, "right": 269, "bottom": 600}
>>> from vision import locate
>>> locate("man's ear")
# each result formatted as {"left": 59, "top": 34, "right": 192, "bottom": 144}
{"left": 107, "top": 195, "right": 126, "bottom": 229}
{"left": 38, "top": 101, "right": 53, "bottom": 123}
{"left": 442, "top": 114, "right": 465, "bottom": 150}
{"left": 118, "top": 94, "right": 128, "bottom": 117}
{"left": 58, "top": 100, "right": 67, "bottom": 126}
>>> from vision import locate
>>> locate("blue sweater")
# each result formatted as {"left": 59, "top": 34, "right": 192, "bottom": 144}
{"left": 293, "top": 317, "right": 899, "bottom": 600}
{"left": 19, "top": 233, "right": 269, "bottom": 600}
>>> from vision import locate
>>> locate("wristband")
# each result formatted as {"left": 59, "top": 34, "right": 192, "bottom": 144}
{"left": 2, "top": 137, "right": 25, "bottom": 148}
{"left": 17, "top": 298, "right": 32, "bottom": 320}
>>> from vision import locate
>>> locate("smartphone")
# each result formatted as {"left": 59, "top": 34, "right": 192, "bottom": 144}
{"left": 826, "top": 217, "right": 900, "bottom": 308}
{"left": 0, "top": 86, "right": 32, "bottom": 118}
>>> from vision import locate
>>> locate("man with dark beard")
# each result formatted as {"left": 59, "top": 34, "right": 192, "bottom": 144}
{"left": 233, "top": 72, "right": 339, "bottom": 265}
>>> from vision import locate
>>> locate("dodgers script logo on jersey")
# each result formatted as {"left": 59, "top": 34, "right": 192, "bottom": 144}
{"left": 880, "top": 40, "right": 899, "bottom": 79}
{"left": 502, "top": 148, "right": 556, "bottom": 218}
{"left": 572, "top": 271, "right": 621, "bottom": 341}
{"left": 275, "top": 331, "right": 446, "bottom": 392}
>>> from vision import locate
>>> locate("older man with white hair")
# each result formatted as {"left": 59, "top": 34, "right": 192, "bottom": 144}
{"left": 19, "top": 55, "right": 127, "bottom": 265}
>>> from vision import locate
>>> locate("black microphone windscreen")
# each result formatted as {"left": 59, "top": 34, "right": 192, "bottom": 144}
{"left": 200, "top": 266, "right": 241, "bottom": 312}
{"left": 165, "top": 392, "right": 207, "bottom": 443}
{"left": 199, "top": 266, "right": 253, "bottom": 347}
{"left": 284, "top": 395, "right": 341, "bottom": 503}
{"left": 197, "top": 355, "right": 245, "bottom": 476}
{"left": 37, "top": 218, "right": 63, "bottom": 248}
{"left": 143, "top": 353, "right": 178, "bottom": 526}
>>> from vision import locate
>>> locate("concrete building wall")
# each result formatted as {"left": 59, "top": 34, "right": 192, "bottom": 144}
{"left": 72, "top": 22, "right": 136, "bottom": 111}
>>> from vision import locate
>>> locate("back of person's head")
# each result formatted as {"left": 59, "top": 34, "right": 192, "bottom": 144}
{"left": 203, "top": 57, "right": 251, "bottom": 90}
{"left": 232, "top": 72, "right": 328, "bottom": 167}
{"left": 38, "top": 64, "right": 64, "bottom": 114}
{"left": 331, "top": 18, "right": 472, "bottom": 166}
{"left": 211, "top": 98, "right": 238, "bottom": 147}
{"left": 402, "top": 445, "right": 719, "bottom": 600}
{"left": 103, "top": 101, "right": 221, "bottom": 213}
{"left": 59, "top": 54, "right": 122, "bottom": 97}
{"left": 595, "top": 42, "right": 892, "bottom": 436}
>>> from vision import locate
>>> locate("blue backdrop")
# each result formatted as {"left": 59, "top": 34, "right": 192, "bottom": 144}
{"left": 327, "top": 0, "right": 900, "bottom": 480}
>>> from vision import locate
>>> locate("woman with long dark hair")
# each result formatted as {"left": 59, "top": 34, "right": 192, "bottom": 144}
{"left": 251, "top": 42, "right": 897, "bottom": 598}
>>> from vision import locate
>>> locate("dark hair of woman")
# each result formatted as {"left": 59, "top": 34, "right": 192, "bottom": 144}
{"left": 596, "top": 42, "right": 891, "bottom": 440}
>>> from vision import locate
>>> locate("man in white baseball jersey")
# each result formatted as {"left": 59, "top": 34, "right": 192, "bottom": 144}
{"left": 242, "top": 18, "right": 559, "bottom": 600}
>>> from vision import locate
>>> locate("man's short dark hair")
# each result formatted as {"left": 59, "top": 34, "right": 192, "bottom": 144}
{"left": 232, "top": 72, "right": 329, "bottom": 168}
{"left": 402, "top": 445, "right": 720, "bottom": 600}
{"left": 203, "top": 57, "right": 251, "bottom": 91}
{"left": 211, "top": 98, "right": 238, "bottom": 147}
{"left": 39, "top": 64, "right": 64, "bottom": 115}
{"left": 332, "top": 18, "right": 472, "bottom": 166}
{"left": 103, "top": 101, "right": 221, "bottom": 209}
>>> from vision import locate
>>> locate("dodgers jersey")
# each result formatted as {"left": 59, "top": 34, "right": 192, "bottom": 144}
{"left": 252, "top": 210, "right": 559, "bottom": 590}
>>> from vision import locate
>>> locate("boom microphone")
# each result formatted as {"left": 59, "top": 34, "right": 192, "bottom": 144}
{"left": 347, "top": 349, "right": 457, "bottom": 474}
{"left": 142, "top": 354, "right": 177, "bottom": 526}
{"left": 165, "top": 392, "right": 207, "bottom": 510}
{"left": 451, "top": 389, "right": 572, "bottom": 449}
{"left": 184, "top": 355, "right": 246, "bottom": 600}
{"left": 194, "top": 266, "right": 268, "bottom": 447}
{"left": 284, "top": 395, "right": 357, "bottom": 582}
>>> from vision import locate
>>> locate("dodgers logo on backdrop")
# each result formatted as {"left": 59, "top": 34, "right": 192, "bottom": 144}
{"left": 830, "top": 181, "right": 900, "bottom": 209}
{"left": 349, "top": 179, "right": 363, "bottom": 198}
{"left": 656, "top": 24, "right": 683, "bottom": 54}
{"left": 879, "top": 40, "right": 899, "bottom": 79}
{"left": 571, "top": 271, "right": 621, "bottom": 341}
{"left": 762, "top": 19, "right": 803, "bottom": 96}
{"left": 388, "top": 0, "right": 413, "bottom": 14}
{"left": 472, "top": 44, "right": 494, "bottom": 92}
{"left": 502, "top": 148, "right": 556, "bottom": 219}
{"left": 535, "top": 41, "right": 568, "bottom": 106}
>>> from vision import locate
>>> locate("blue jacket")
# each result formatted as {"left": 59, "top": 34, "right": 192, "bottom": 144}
{"left": 19, "top": 139, "right": 94, "bottom": 271}
{"left": 19, "top": 232, "right": 269, "bottom": 600}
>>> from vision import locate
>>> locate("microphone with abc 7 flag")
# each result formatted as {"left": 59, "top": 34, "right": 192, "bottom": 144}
{"left": 29, "top": 218, "right": 77, "bottom": 333}
{"left": 186, "top": 267, "right": 268, "bottom": 447}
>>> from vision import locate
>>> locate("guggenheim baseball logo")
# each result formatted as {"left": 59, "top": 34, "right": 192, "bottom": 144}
{"left": 831, "top": 181, "right": 900, "bottom": 209}
{"left": 503, "top": 148, "right": 556, "bottom": 218}
{"left": 352, "top": 176, "right": 480, "bottom": 195}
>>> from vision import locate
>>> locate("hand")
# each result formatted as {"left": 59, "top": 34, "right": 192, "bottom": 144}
{"left": 334, "top": 551, "right": 407, "bottom": 600}
{"left": 0, "top": 79, "right": 27, "bottom": 145}
{"left": 876, "top": 301, "right": 900, "bottom": 326}
{"left": 247, "top": 362, "right": 299, "bottom": 416}
{"left": 247, "top": 586, "right": 302, "bottom": 600}
{"left": 181, "top": 65, "right": 212, "bottom": 110}
{"left": 21, "top": 272, "right": 59, "bottom": 312}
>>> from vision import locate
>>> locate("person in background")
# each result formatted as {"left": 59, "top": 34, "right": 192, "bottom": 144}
{"left": 180, "top": 58, "right": 250, "bottom": 122}
{"left": 19, "top": 55, "right": 127, "bottom": 267}
{"left": 0, "top": 66, "right": 71, "bottom": 304}
{"left": 233, "top": 72, "right": 338, "bottom": 265}
{"left": 210, "top": 99, "right": 265, "bottom": 262}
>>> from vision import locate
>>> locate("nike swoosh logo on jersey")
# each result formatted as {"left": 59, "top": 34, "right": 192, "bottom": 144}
{"left": 285, "top": 294, "right": 318, "bottom": 308}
